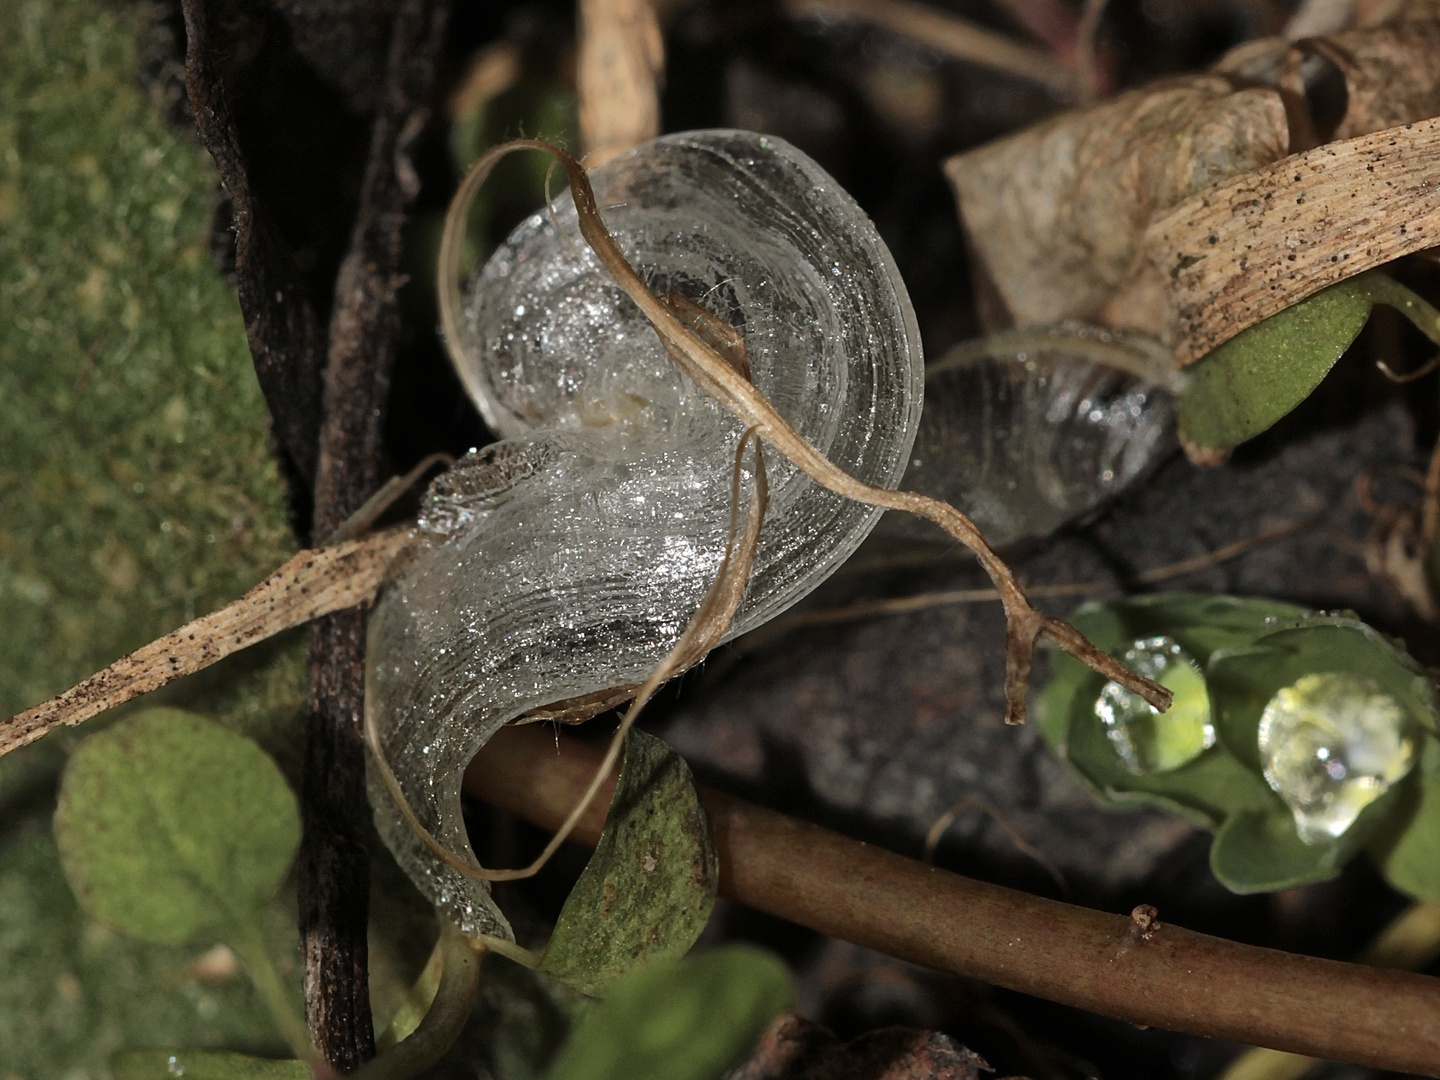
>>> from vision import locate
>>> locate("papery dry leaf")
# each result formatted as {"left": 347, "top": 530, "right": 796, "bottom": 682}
{"left": 1295, "top": 21, "right": 1440, "bottom": 140}
{"left": 1146, "top": 116, "right": 1440, "bottom": 366}
{"left": 948, "top": 0, "right": 1440, "bottom": 355}
{"left": 944, "top": 76, "right": 1289, "bottom": 337}
{"left": 577, "top": 0, "right": 664, "bottom": 165}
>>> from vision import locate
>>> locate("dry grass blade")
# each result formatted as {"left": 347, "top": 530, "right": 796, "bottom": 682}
{"left": 785, "top": 0, "right": 1076, "bottom": 96}
{"left": 452, "top": 140, "right": 1168, "bottom": 723}
{"left": 1148, "top": 115, "right": 1440, "bottom": 367}
{"left": 741, "top": 519, "right": 1306, "bottom": 645}
{"left": 0, "top": 528, "right": 414, "bottom": 758}
{"left": 365, "top": 431, "right": 769, "bottom": 883}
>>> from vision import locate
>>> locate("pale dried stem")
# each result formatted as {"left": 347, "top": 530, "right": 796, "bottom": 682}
{"left": 0, "top": 528, "right": 414, "bottom": 758}
{"left": 730, "top": 519, "right": 1308, "bottom": 660}
{"left": 922, "top": 794, "right": 1070, "bottom": 896}
{"left": 577, "top": 0, "right": 664, "bottom": 165}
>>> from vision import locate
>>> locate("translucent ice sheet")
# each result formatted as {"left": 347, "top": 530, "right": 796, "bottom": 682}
{"left": 366, "top": 131, "right": 923, "bottom": 934}
{"left": 886, "top": 345, "right": 1175, "bottom": 549}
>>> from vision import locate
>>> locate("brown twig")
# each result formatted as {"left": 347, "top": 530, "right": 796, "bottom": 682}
{"left": 181, "top": 0, "right": 326, "bottom": 508}
{"left": 465, "top": 724, "right": 1440, "bottom": 1077}
{"left": 1218, "top": 902, "right": 1440, "bottom": 1080}
{"left": 783, "top": 0, "right": 1076, "bottom": 97}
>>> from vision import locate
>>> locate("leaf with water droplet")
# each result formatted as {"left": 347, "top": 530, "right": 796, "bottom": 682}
{"left": 1039, "top": 595, "right": 1299, "bottom": 827}
{"left": 54, "top": 708, "right": 300, "bottom": 945}
{"left": 545, "top": 946, "right": 791, "bottom": 1080}
{"left": 111, "top": 1049, "right": 307, "bottom": 1080}
{"left": 1208, "top": 616, "right": 1438, "bottom": 773}
{"left": 1210, "top": 807, "right": 1362, "bottom": 893}
{"left": 1040, "top": 596, "right": 1440, "bottom": 895}
{"left": 540, "top": 729, "right": 718, "bottom": 996}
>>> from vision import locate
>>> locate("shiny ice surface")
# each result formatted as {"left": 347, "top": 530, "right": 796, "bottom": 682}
{"left": 367, "top": 131, "right": 923, "bottom": 934}
{"left": 889, "top": 349, "right": 1173, "bottom": 549}
{"left": 1095, "top": 636, "right": 1213, "bottom": 775}
{"left": 1258, "top": 672, "right": 1416, "bottom": 844}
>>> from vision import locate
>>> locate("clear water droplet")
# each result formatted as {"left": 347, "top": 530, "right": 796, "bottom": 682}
{"left": 1258, "top": 672, "right": 1415, "bottom": 843}
{"left": 1095, "top": 636, "right": 1213, "bottom": 774}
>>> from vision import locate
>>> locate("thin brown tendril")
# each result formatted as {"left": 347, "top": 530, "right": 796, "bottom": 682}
{"left": 438, "top": 140, "right": 1170, "bottom": 725}
{"left": 923, "top": 794, "right": 1070, "bottom": 897}
{"left": 365, "top": 429, "right": 769, "bottom": 882}
{"left": 1376, "top": 352, "right": 1440, "bottom": 384}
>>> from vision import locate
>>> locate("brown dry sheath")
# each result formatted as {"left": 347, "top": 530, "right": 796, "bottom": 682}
{"left": 465, "top": 724, "right": 1440, "bottom": 1078}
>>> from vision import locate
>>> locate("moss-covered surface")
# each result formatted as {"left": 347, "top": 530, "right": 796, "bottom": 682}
{"left": 0, "top": 0, "right": 307, "bottom": 1073}
{"left": 0, "top": 0, "right": 295, "bottom": 720}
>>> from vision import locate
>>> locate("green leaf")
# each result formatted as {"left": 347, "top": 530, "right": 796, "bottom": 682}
{"left": 1038, "top": 595, "right": 1302, "bottom": 825}
{"left": 54, "top": 708, "right": 300, "bottom": 945}
{"left": 1369, "top": 737, "right": 1440, "bottom": 904}
{"left": 1177, "top": 275, "right": 1375, "bottom": 454}
{"left": 545, "top": 946, "right": 792, "bottom": 1080}
{"left": 1040, "top": 596, "right": 1440, "bottom": 896}
{"left": 111, "top": 1049, "right": 307, "bottom": 1080}
{"left": 541, "top": 730, "right": 718, "bottom": 996}
{"left": 1211, "top": 809, "right": 1350, "bottom": 893}
{"left": 1063, "top": 697, "right": 1272, "bottom": 829}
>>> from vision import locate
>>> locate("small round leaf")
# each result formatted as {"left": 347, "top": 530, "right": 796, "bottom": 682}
{"left": 54, "top": 708, "right": 300, "bottom": 944}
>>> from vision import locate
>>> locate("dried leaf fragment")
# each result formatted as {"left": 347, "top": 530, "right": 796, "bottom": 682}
{"left": 944, "top": 76, "right": 1289, "bottom": 336}
{"left": 1298, "top": 19, "right": 1440, "bottom": 140}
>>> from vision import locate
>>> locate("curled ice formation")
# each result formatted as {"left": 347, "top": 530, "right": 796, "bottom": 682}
{"left": 366, "top": 130, "right": 923, "bottom": 935}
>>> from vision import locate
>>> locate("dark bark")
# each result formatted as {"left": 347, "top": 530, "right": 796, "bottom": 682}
{"left": 181, "top": 0, "right": 327, "bottom": 506}
{"left": 299, "top": 609, "right": 378, "bottom": 1072}
{"left": 296, "top": 0, "right": 450, "bottom": 1068}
